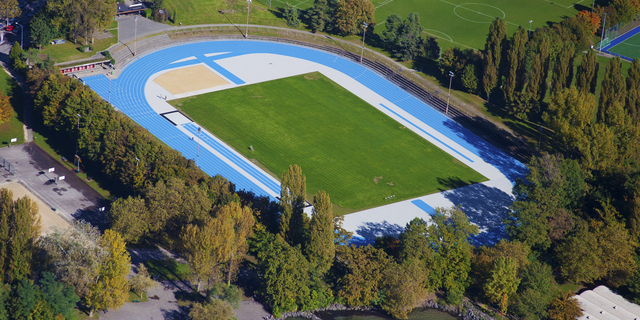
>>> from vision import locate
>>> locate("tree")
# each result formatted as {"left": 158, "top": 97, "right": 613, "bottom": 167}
{"left": 9, "top": 196, "right": 41, "bottom": 281}
{"left": 381, "top": 258, "right": 429, "bottom": 319}
{"left": 279, "top": 164, "right": 308, "bottom": 246}
{"left": 0, "top": 90, "right": 13, "bottom": 125}
{"left": 382, "top": 13, "right": 424, "bottom": 61}
{"left": 399, "top": 217, "right": 430, "bottom": 261}
{"left": 504, "top": 26, "right": 528, "bottom": 103}
{"left": 550, "top": 41, "right": 575, "bottom": 95}
{"left": 189, "top": 300, "right": 234, "bottom": 320}
{"left": 626, "top": 58, "right": 640, "bottom": 124}
{"left": 30, "top": 14, "right": 55, "bottom": 49}
{"left": 0, "top": 284, "right": 9, "bottom": 320}
{"left": 0, "top": 0, "right": 21, "bottom": 26}
{"left": 333, "top": 0, "right": 375, "bottom": 36}
{"left": 11, "top": 278, "right": 40, "bottom": 319}
{"left": 425, "top": 207, "right": 478, "bottom": 304}
{"left": 577, "top": 10, "right": 601, "bottom": 34}
{"left": 422, "top": 36, "right": 440, "bottom": 60}
{"left": 526, "top": 53, "right": 544, "bottom": 103}
{"left": 0, "top": 189, "right": 12, "bottom": 278}
{"left": 258, "top": 235, "right": 312, "bottom": 317}
{"left": 337, "top": 244, "right": 392, "bottom": 307}
{"left": 484, "top": 257, "right": 520, "bottom": 314}
{"left": 109, "top": 196, "right": 149, "bottom": 244}
{"left": 461, "top": 63, "right": 479, "bottom": 94}
{"left": 482, "top": 18, "right": 507, "bottom": 101}
{"left": 548, "top": 291, "right": 583, "bottom": 320}
{"left": 39, "top": 271, "right": 80, "bottom": 320}
{"left": 306, "top": 0, "right": 328, "bottom": 32}
{"left": 39, "top": 221, "right": 107, "bottom": 300}
{"left": 217, "top": 202, "right": 255, "bottom": 285}
{"left": 306, "top": 190, "right": 335, "bottom": 274}
{"left": 520, "top": 260, "right": 555, "bottom": 295}
{"left": 181, "top": 215, "right": 233, "bottom": 292}
{"left": 544, "top": 87, "right": 597, "bottom": 153}
{"left": 283, "top": 3, "right": 300, "bottom": 28}
{"left": 129, "top": 263, "right": 158, "bottom": 299}
{"left": 511, "top": 288, "right": 549, "bottom": 320}
{"left": 86, "top": 229, "right": 131, "bottom": 317}
{"left": 575, "top": 49, "right": 599, "bottom": 94}
{"left": 599, "top": 57, "right": 627, "bottom": 123}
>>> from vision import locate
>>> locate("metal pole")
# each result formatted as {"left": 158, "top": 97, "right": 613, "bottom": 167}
{"left": 528, "top": 20, "right": 532, "bottom": 37}
{"left": 592, "top": 0, "right": 595, "bottom": 11}
{"left": 135, "top": 157, "right": 140, "bottom": 170}
{"left": 599, "top": 12, "right": 607, "bottom": 53}
{"left": 245, "top": 0, "right": 252, "bottom": 38}
{"left": 196, "top": 127, "right": 201, "bottom": 167}
{"left": 360, "top": 22, "right": 368, "bottom": 63}
{"left": 134, "top": 16, "right": 138, "bottom": 56}
{"left": 108, "top": 74, "right": 111, "bottom": 105}
{"left": 446, "top": 71, "right": 453, "bottom": 115}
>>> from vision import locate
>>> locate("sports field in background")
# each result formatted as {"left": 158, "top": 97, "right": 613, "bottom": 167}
{"left": 257, "top": 0, "right": 581, "bottom": 50}
{"left": 606, "top": 30, "right": 640, "bottom": 61}
{"left": 171, "top": 72, "right": 487, "bottom": 210}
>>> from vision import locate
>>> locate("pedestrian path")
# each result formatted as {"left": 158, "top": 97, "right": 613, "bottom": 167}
{"left": 82, "top": 40, "right": 528, "bottom": 245}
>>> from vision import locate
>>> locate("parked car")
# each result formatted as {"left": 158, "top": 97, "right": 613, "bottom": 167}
{"left": 51, "top": 39, "right": 66, "bottom": 45}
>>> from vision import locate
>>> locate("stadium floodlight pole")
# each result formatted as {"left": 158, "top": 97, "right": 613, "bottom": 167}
{"left": 446, "top": 71, "right": 454, "bottom": 115}
{"left": 14, "top": 22, "right": 22, "bottom": 49}
{"left": 245, "top": 0, "right": 252, "bottom": 38}
{"left": 196, "top": 127, "right": 202, "bottom": 167}
{"left": 360, "top": 22, "right": 368, "bottom": 63}
{"left": 528, "top": 20, "right": 532, "bottom": 36}
{"left": 592, "top": 0, "right": 595, "bottom": 11}
{"left": 134, "top": 16, "right": 139, "bottom": 56}
{"left": 599, "top": 12, "right": 607, "bottom": 53}
{"left": 75, "top": 114, "right": 81, "bottom": 172}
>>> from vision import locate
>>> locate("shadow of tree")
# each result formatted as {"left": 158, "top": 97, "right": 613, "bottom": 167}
{"left": 161, "top": 307, "right": 189, "bottom": 320}
{"left": 355, "top": 221, "right": 404, "bottom": 244}
{"left": 441, "top": 183, "right": 513, "bottom": 246}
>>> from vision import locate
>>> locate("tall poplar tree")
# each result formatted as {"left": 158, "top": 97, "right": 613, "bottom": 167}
{"left": 218, "top": 202, "right": 255, "bottom": 285}
{"left": 482, "top": 18, "right": 507, "bottom": 100}
{"left": 504, "top": 26, "right": 528, "bottom": 103}
{"left": 306, "top": 190, "right": 335, "bottom": 274}
{"left": 625, "top": 58, "right": 640, "bottom": 124}
{"left": 279, "top": 164, "right": 308, "bottom": 246}
{"left": 551, "top": 41, "right": 575, "bottom": 95}
{"left": 9, "top": 196, "right": 40, "bottom": 281}
{"left": 86, "top": 230, "right": 131, "bottom": 317}
{"left": 0, "top": 189, "right": 12, "bottom": 278}
{"left": 575, "top": 50, "right": 599, "bottom": 94}
{"left": 484, "top": 257, "right": 520, "bottom": 314}
{"left": 526, "top": 53, "right": 543, "bottom": 103}
{"left": 599, "top": 57, "right": 627, "bottom": 123}
{"left": 538, "top": 36, "right": 552, "bottom": 103}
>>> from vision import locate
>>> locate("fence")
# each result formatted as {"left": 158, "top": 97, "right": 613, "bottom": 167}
{"left": 0, "top": 156, "right": 16, "bottom": 176}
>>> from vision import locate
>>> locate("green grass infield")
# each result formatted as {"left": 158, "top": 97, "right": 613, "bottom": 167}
{"left": 172, "top": 72, "right": 487, "bottom": 211}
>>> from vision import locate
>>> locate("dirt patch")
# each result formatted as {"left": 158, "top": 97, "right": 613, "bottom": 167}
{"left": 387, "top": 182, "right": 394, "bottom": 186}
{"left": 304, "top": 73, "right": 321, "bottom": 80}
{"left": 0, "top": 182, "right": 70, "bottom": 234}
{"left": 373, "top": 176, "right": 383, "bottom": 184}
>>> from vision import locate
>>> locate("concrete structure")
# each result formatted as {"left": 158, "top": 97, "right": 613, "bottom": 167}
{"left": 576, "top": 286, "right": 640, "bottom": 320}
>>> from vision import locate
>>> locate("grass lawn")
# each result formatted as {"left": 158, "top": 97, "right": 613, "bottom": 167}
{"left": 166, "top": 0, "right": 290, "bottom": 28}
{"left": 0, "top": 69, "right": 24, "bottom": 147}
{"left": 145, "top": 259, "right": 191, "bottom": 282}
{"left": 372, "top": 0, "right": 581, "bottom": 50}
{"left": 171, "top": 72, "right": 487, "bottom": 210}
{"left": 128, "top": 290, "right": 149, "bottom": 302}
{"left": 38, "top": 35, "right": 117, "bottom": 64}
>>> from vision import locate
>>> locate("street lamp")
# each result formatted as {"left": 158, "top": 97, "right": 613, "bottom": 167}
{"left": 528, "top": 20, "right": 532, "bottom": 37}
{"left": 196, "top": 127, "right": 202, "bottom": 167}
{"left": 75, "top": 114, "right": 81, "bottom": 172}
{"left": 599, "top": 12, "right": 608, "bottom": 53}
{"left": 134, "top": 16, "right": 139, "bottom": 56}
{"left": 360, "top": 22, "right": 368, "bottom": 63}
{"left": 245, "top": 0, "right": 252, "bottom": 38}
{"left": 135, "top": 157, "right": 140, "bottom": 170}
{"left": 14, "top": 22, "right": 22, "bottom": 49}
{"left": 108, "top": 70, "right": 113, "bottom": 105}
{"left": 446, "top": 71, "right": 454, "bottom": 115}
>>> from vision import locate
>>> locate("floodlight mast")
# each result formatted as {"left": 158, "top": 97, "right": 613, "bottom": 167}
{"left": 246, "top": 0, "right": 252, "bottom": 38}
{"left": 360, "top": 22, "right": 368, "bottom": 63}
{"left": 446, "top": 71, "right": 454, "bottom": 115}
{"left": 196, "top": 127, "right": 202, "bottom": 167}
{"left": 75, "top": 114, "right": 81, "bottom": 172}
{"left": 599, "top": 12, "right": 607, "bottom": 53}
{"left": 134, "top": 16, "right": 139, "bottom": 56}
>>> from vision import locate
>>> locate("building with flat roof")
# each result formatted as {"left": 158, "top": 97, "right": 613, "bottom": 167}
{"left": 576, "top": 286, "right": 640, "bottom": 320}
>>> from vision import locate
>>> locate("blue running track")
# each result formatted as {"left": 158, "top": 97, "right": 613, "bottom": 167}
{"left": 83, "top": 40, "right": 528, "bottom": 201}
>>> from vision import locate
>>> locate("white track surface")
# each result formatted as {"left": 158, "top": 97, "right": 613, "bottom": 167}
{"left": 144, "top": 53, "right": 514, "bottom": 241}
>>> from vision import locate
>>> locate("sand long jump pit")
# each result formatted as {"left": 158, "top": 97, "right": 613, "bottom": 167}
{"left": 0, "top": 182, "right": 70, "bottom": 234}
{"left": 153, "top": 64, "right": 230, "bottom": 96}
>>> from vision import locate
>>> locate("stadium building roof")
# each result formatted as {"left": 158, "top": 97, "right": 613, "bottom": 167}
{"left": 576, "top": 286, "right": 640, "bottom": 320}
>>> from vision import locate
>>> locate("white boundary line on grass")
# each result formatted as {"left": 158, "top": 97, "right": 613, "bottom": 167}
{"left": 439, "top": 0, "right": 519, "bottom": 26}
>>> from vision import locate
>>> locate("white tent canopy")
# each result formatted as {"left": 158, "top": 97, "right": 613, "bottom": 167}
{"left": 577, "top": 286, "right": 640, "bottom": 320}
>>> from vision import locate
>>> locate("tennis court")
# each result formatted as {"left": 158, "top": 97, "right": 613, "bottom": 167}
{"left": 603, "top": 26, "right": 640, "bottom": 61}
